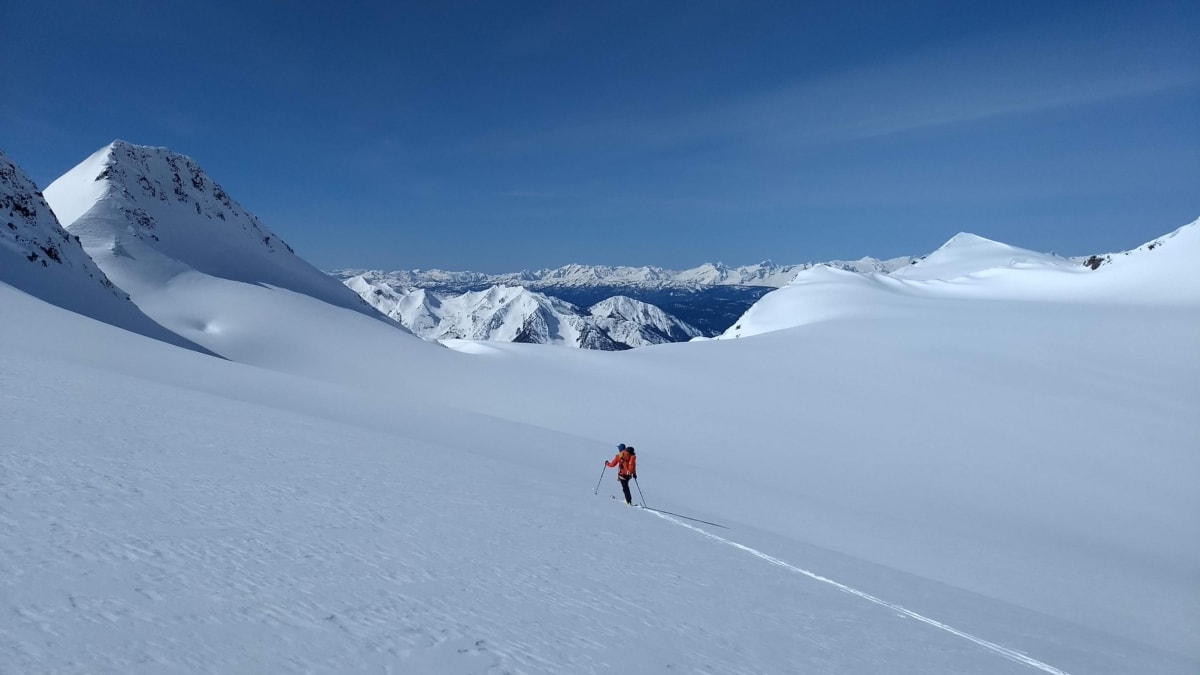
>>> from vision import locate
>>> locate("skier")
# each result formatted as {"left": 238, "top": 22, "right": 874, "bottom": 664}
{"left": 605, "top": 443, "right": 637, "bottom": 505}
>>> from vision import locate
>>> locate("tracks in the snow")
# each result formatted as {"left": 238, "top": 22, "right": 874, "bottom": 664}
{"left": 643, "top": 508, "right": 1072, "bottom": 675}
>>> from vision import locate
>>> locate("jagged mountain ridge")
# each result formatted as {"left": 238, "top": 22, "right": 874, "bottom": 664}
{"left": 344, "top": 275, "right": 701, "bottom": 349}
{"left": 334, "top": 255, "right": 917, "bottom": 293}
{"left": 1, "top": 149, "right": 122, "bottom": 296}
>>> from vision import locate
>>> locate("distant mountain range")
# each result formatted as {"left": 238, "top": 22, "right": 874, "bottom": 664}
{"left": 332, "top": 257, "right": 918, "bottom": 339}
{"left": 335, "top": 256, "right": 918, "bottom": 293}
{"left": 332, "top": 226, "right": 1200, "bottom": 348}
{"left": 343, "top": 276, "right": 702, "bottom": 350}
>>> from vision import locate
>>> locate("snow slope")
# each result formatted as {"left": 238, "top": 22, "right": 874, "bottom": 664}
{"left": 1072, "top": 220, "right": 1200, "bottom": 303}
{"left": 2, "top": 207, "right": 1198, "bottom": 674}
{"left": 0, "top": 149, "right": 209, "bottom": 353}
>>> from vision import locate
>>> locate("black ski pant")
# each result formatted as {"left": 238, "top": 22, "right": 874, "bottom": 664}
{"left": 618, "top": 476, "right": 632, "bottom": 504}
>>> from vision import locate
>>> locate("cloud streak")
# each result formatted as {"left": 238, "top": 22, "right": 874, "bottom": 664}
{"left": 461, "top": 18, "right": 1198, "bottom": 162}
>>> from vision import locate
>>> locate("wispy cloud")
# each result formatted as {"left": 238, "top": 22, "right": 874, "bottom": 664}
{"left": 459, "top": 18, "right": 1199, "bottom": 160}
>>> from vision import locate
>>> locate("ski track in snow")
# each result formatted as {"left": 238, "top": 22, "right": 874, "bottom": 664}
{"left": 644, "top": 509, "right": 1071, "bottom": 675}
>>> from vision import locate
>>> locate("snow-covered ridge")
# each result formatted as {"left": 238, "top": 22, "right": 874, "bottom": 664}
{"left": 722, "top": 220, "right": 1200, "bottom": 339}
{"left": 333, "top": 255, "right": 918, "bottom": 293}
{"left": 1, "top": 149, "right": 119, "bottom": 293}
{"left": 345, "top": 275, "right": 701, "bottom": 349}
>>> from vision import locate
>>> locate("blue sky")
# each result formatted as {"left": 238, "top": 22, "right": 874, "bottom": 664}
{"left": 3, "top": 1, "right": 1197, "bottom": 272}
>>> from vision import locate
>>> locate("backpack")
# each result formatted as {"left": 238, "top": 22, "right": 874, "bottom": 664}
{"left": 620, "top": 447, "right": 636, "bottom": 475}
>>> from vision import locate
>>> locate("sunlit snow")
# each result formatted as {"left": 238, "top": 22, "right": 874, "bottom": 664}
{"left": 3, "top": 143, "right": 1198, "bottom": 674}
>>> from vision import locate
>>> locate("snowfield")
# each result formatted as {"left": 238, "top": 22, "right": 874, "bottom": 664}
{"left": 2, "top": 143, "right": 1198, "bottom": 674}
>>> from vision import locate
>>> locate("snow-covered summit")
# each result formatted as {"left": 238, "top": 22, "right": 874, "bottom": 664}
{"left": 890, "top": 232, "right": 1075, "bottom": 281}
{"left": 589, "top": 295, "right": 703, "bottom": 346}
{"left": 1, "top": 149, "right": 208, "bottom": 352}
{"left": 40, "top": 142, "right": 413, "bottom": 364}
{"left": 44, "top": 141, "right": 374, "bottom": 314}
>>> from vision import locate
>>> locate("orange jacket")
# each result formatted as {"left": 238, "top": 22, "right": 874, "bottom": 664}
{"left": 606, "top": 449, "right": 637, "bottom": 477}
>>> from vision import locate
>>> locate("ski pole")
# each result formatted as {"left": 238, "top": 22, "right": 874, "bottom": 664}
{"left": 634, "top": 477, "right": 646, "bottom": 507}
{"left": 593, "top": 464, "right": 607, "bottom": 494}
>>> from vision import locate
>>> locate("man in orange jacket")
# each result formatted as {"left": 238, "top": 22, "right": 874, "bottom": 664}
{"left": 606, "top": 443, "right": 637, "bottom": 505}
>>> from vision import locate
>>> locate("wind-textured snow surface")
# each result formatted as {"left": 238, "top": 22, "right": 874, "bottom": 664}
{"left": 3, "top": 143, "right": 1198, "bottom": 674}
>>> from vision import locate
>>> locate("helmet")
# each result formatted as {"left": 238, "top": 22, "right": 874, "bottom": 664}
{"left": 617, "top": 443, "right": 626, "bottom": 450}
